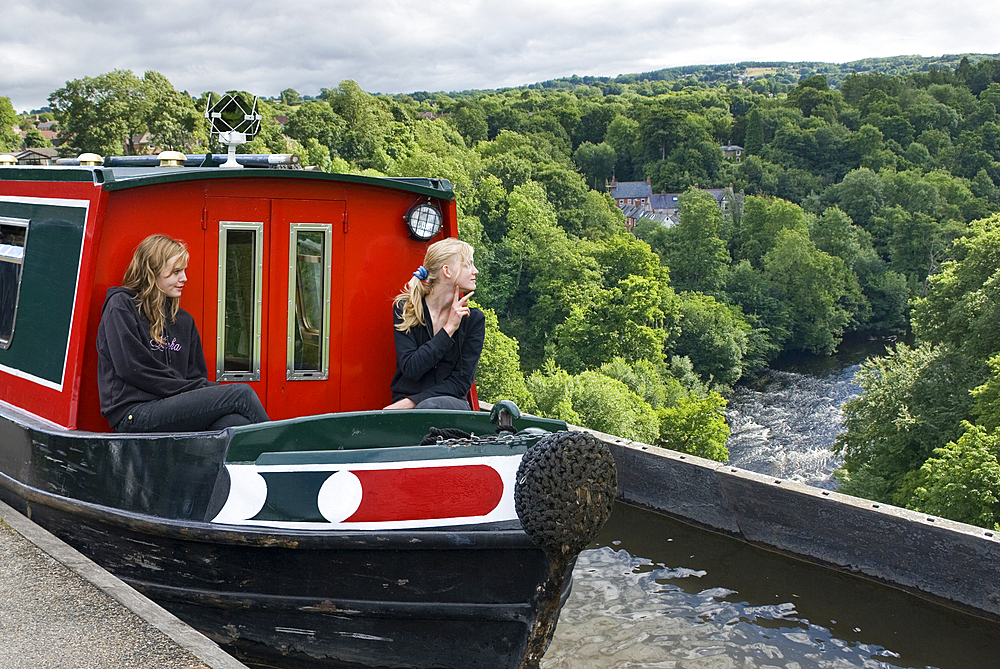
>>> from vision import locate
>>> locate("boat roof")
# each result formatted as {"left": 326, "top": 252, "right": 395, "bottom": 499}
{"left": 0, "top": 165, "right": 455, "bottom": 200}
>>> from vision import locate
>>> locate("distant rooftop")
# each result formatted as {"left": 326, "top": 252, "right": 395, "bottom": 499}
{"left": 610, "top": 181, "right": 652, "bottom": 199}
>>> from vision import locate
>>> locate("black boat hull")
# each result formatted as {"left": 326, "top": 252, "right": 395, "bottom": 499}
{"left": 0, "top": 472, "right": 574, "bottom": 668}
{"left": 0, "top": 408, "right": 574, "bottom": 668}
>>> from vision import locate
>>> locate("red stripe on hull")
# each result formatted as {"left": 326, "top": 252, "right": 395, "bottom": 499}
{"left": 345, "top": 465, "right": 504, "bottom": 522}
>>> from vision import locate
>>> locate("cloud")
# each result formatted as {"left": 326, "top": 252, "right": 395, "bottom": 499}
{"left": 1, "top": 0, "right": 997, "bottom": 112}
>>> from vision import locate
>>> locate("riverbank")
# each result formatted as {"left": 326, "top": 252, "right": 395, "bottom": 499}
{"left": 0, "top": 499, "right": 247, "bottom": 669}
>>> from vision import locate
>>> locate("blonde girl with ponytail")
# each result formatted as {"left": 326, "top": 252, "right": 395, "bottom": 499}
{"left": 386, "top": 238, "right": 485, "bottom": 410}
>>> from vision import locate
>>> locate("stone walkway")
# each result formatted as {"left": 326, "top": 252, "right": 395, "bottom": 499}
{"left": 0, "top": 499, "right": 247, "bottom": 669}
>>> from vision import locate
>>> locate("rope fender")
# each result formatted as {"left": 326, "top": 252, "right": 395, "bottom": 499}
{"left": 514, "top": 430, "right": 617, "bottom": 556}
{"left": 514, "top": 430, "right": 617, "bottom": 668}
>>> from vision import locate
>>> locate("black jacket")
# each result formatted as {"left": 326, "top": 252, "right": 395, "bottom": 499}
{"left": 390, "top": 299, "right": 485, "bottom": 406}
{"left": 96, "top": 287, "right": 213, "bottom": 427}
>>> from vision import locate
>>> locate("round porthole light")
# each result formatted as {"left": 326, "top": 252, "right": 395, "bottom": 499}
{"left": 404, "top": 201, "right": 443, "bottom": 241}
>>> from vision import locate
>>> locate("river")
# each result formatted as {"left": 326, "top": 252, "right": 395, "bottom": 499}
{"left": 723, "top": 337, "right": 895, "bottom": 490}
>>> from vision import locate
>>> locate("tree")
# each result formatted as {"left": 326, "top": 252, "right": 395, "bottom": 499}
{"left": 603, "top": 115, "right": 641, "bottom": 181}
{"left": 475, "top": 308, "right": 533, "bottom": 408}
{"left": 569, "top": 370, "right": 660, "bottom": 444}
{"left": 450, "top": 101, "right": 488, "bottom": 146}
{"left": 0, "top": 97, "right": 18, "bottom": 152}
{"left": 744, "top": 107, "right": 764, "bottom": 156}
{"left": 657, "top": 389, "right": 730, "bottom": 462}
{"left": 905, "top": 422, "right": 1000, "bottom": 529}
{"left": 50, "top": 70, "right": 203, "bottom": 155}
{"left": 835, "top": 343, "right": 971, "bottom": 503}
{"left": 142, "top": 71, "right": 205, "bottom": 152}
{"left": 658, "top": 187, "right": 730, "bottom": 293}
{"left": 672, "top": 292, "right": 750, "bottom": 387}
{"left": 911, "top": 214, "right": 1000, "bottom": 361}
{"left": 50, "top": 69, "right": 151, "bottom": 154}
{"left": 285, "top": 101, "right": 346, "bottom": 153}
{"left": 732, "top": 195, "right": 810, "bottom": 267}
{"left": 762, "top": 229, "right": 855, "bottom": 354}
{"left": 572, "top": 142, "right": 616, "bottom": 190}
{"left": 22, "top": 126, "right": 52, "bottom": 148}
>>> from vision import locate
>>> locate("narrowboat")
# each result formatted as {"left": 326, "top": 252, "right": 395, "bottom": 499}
{"left": 0, "top": 149, "right": 614, "bottom": 668}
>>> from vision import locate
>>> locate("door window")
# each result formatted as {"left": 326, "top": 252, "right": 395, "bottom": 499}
{"left": 287, "top": 224, "right": 332, "bottom": 379}
{"left": 217, "top": 221, "right": 263, "bottom": 381}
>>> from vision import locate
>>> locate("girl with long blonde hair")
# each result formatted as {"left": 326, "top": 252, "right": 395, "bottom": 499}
{"left": 96, "top": 234, "right": 269, "bottom": 432}
{"left": 386, "top": 238, "right": 484, "bottom": 410}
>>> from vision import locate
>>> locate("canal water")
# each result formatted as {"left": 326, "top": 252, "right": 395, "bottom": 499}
{"left": 542, "top": 336, "right": 1000, "bottom": 668}
{"left": 541, "top": 502, "right": 1000, "bottom": 669}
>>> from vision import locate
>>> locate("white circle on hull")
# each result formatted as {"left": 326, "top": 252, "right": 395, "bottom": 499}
{"left": 317, "top": 470, "right": 364, "bottom": 523}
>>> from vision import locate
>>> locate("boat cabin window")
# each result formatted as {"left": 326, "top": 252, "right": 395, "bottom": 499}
{"left": 0, "top": 217, "right": 28, "bottom": 350}
{"left": 287, "top": 224, "right": 332, "bottom": 380}
{"left": 217, "top": 222, "right": 263, "bottom": 382}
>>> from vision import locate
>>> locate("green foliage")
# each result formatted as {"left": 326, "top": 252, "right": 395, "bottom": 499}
{"left": 475, "top": 308, "right": 533, "bottom": 409}
{"left": 50, "top": 70, "right": 205, "bottom": 155}
{"left": 570, "top": 370, "right": 660, "bottom": 444}
{"left": 835, "top": 343, "right": 972, "bottom": 502}
{"left": 911, "top": 214, "right": 1000, "bottom": 359}
{"left": 763, "top": 229, "right": 860, "bottom": 354}
{"left": 525, "top": 358, "right": 728, "bottom": 461}
{"left": 732, "top": 195, "right": 811, "bottom": 267}
{"left": 673, "top": 292, "right": 750, "bottom": 387}
{"left": 905, "top": 422, "right": 1000, "bottom": 529}
{"left": 0, "top": 97, "right": 20, "bottom": 151}
{"left": 657, "top": 188, "right": 730, "bottom": 293}
{"left": 573, "top": 141, "right": 616, "bottom": 190}
{"left": 744, "top": 108, "right": 764, "bottom": 156}
{"left": 656, "top": 389, "right": 730, "bottom": 462}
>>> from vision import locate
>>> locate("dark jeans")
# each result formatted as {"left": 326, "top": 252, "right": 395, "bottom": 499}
{"left": 115, "top": 384, "right": 269, "bottom": 433}
{"left": 415, "top": 395, "right": 471, "bottom": 410}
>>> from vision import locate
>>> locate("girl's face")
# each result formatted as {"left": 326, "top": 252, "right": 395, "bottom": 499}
{"left": 451, "top": 254, "right": 478, "bottom": 293}
{"left": 155, "top": 253, "right": 188, "bottom": 298}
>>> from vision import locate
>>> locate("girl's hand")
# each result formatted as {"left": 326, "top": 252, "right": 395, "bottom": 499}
{"left": 443, "top": 286, "right": 473, "bottom": 335}
{"left": 384, "top": 398, "right": 417, "bottom": 410}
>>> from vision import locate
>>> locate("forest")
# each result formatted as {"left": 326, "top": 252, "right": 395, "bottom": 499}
{"left": 4, "top": 54, "right": 1000, "bottom": 529}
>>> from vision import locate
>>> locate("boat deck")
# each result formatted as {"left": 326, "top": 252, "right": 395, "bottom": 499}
{"left": 0, "top": 498, "right": 246, "bottom": 669}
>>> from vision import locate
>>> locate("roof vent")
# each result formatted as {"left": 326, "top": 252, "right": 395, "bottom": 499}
{"left": 78, "top": 153, "right": 103, "bottom": 166}
{"left": 0, "top": 155, "right": 15, "bottom": 166}
{"left": 158, "top": 151, "right": 186, "bottom": 167}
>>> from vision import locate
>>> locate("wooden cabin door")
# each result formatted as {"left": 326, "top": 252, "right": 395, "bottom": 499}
{"left": 265, "top": 199, "right": 346, "bottom": 418}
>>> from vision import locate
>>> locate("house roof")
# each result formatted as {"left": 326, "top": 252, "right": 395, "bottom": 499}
{"left": 620, "top": 204, "right": 674, "bottom": 226}
{"left": 610, "top": 181, "right": 652, "bottom": 199}
{"left": 650, "top": 193, "right": 680, "bottom": 210}
{"left": 721, "top": 145, "right": 744, "bottom": 151}
{"left": 16, "top": 147, "right": 59, "bottom": 159}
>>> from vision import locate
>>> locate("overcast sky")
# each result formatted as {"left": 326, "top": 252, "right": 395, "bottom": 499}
{"left": 2, "top": 0, "right": 997, "bottom": 112}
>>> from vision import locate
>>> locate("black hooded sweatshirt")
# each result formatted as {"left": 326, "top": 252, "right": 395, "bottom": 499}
{"left": 96, "top": 287, "right": 213, "bottom": 428}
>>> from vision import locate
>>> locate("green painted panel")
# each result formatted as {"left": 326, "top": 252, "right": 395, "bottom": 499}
{"left": 226, "top": 410, "right": 567, "bottom": 463}
{"left": 0, "top": 201, "right": 86, "bottom": 385}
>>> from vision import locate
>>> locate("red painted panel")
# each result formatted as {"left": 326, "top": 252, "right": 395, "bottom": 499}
{"left": 345, "top": 465, "right": 504, "bottom": 522}
{"left": 2, "top": 174, "right": 459, "bottom": 429}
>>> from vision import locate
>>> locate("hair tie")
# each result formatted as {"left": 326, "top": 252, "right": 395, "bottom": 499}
{"left": 413, "top": 265, "right": 428, "bottom": 281}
